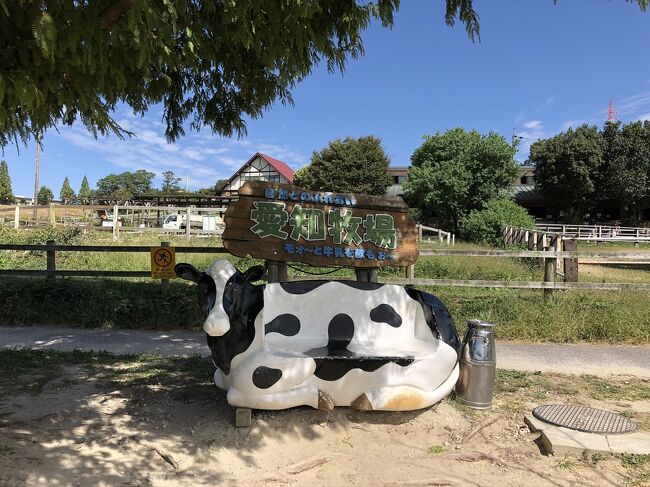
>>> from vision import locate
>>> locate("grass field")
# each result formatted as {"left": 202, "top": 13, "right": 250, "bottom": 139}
{"left": 1, "top": 227, "right": 649, "bottom": 343}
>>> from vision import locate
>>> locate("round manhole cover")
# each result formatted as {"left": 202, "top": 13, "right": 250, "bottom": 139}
{"left": 533, "top": 404, "right": 636, "bottom": 434}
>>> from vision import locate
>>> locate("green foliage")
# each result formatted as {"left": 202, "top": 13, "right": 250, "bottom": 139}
{"left": 620, "top": 454, "right": 650, "bottom": 467}
{"left": 529, "top": 125, "right": 604, "bottom": 222}
{"left": 161, "top": 170, "right": 182, "bottom": 193}
{"left": 37, "top": 185, "right": 53, "bottom": 204}
{"left": 530, "top": 121, "right": 650, "bottom": 224}
{"left": 600, "top": 121, "right": 650, "bottom": 223}
{"left": 461, "top": 198, "right": 535, "bottom": 246}
{"left": 0, "top": 1, "right": 486, "bottom": 148}
{"left": 294, "top": 136, "right": 393, "bottom": 195}
{"left": 0, "top": 159, "right": 13, "bottom": 204}
{"left": 78, "top": 175, "right": 92, "bottom": 203}
{"left": 291, "top": 166, "right": 311, "bottom": 189}
{"left": 0, "top": 225, "right": 83, "bottom": 245}
{"left": 404, "top": 128, "right": 518, "bottom": 233}
{"left": 95, "top": 170, "right": 155, "bottom": 201}
{"left": 59, "top": 176, "right": 75, "bottom": 203}
{"left": 196, "top": 179, "right": 228, "bottom": 195}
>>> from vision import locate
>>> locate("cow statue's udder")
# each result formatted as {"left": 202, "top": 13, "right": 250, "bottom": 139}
{"left": 176, "top": 259, "right": 460, "bottom": 412}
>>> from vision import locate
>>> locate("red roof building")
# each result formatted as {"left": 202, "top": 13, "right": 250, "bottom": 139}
{"left": 218, "top": 152, "right": 295, "bottom": 196}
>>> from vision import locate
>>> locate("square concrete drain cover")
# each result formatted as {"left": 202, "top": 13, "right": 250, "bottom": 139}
{"left": 533, "top": 404, "right": 636, "bottom": 434}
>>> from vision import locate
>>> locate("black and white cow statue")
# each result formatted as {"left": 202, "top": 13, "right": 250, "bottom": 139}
{"left": 176, "top": 259, "right": 461, "bottom": 412}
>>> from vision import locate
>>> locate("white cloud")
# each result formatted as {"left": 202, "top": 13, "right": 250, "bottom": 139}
{"left": 56, "top": 112, "right": 307, "bottom": 189}
{"left": 636, "top": 113, "right": 650, "bottom": 122}
{"left": 523, "top": 120, "right": 543, "bottom": 130}
{"left": 515, "top": 120, "right": 548, "bottom": 162}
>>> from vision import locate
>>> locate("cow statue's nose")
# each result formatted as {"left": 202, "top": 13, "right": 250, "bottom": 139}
{"left": 204, "top": 308, "right": 231, "bottom": 336}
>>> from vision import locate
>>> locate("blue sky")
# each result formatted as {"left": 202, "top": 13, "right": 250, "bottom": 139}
{"left": 3, "top": 1, "right": 650, "bottom": 196}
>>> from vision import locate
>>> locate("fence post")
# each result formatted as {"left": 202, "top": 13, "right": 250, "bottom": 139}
{"left": 355, "top": 268, "right": 369, "bottom": 282}
{"left": 266, "top": 260, "right": 288, "bottom": 283}
{"left": 266, "top": 261, "right": 279, "bottom": 283}
{"left": 417, "top": 224, "right": 423, "bottom": 242}
{"left": 405, "top": 264, "right": 415, "bottom": 279}
{"left": 112, "top": 205, "right": 119, "bottom": 241}
{"left": 186, "top": 206, "right": 192, "bottom": 238}
{"left": 368, "top": 268, "right": 379, "bottom": 283}
{"left": 46, "top": 240, "right": 55, "bottom": 282}
{"left": 563, "top": 239, "right": 578, "bottom": 282}
{"left": 446, "top": 232, "right": 451, "bottom": 245}
{"left": 160, "top": 241, "right": 170, "bottom": 292}
{"left": 14, "top": 206, "right": 19, "bottom": 229}
{"left": 452, "top": 234, "right": 455, "bottom": 246}
{"left": 543, "top": 246, "right": 556, "bottom": 298}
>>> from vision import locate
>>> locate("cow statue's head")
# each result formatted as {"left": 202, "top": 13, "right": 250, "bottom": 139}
{"left": 175, "top": 259, "right": 264, "bottom": 336}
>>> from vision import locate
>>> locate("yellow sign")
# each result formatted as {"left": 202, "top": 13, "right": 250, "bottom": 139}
{"left": 150, "top": 246, "right": 176, "bottom": 279}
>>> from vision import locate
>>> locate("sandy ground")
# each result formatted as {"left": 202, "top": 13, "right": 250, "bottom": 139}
{"left": 0, "top": 359, "right": 648, "bottom": 487}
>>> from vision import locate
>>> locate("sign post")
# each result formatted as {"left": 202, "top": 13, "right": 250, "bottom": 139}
{"left": 151, "top": 243, "right": 176, "bottom": 284}
{"left": 222, "top": 182, "right": 418, "bottom": 268}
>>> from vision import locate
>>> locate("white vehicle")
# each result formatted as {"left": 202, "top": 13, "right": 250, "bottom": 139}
{"left": 162, "top": 213, "right": 225, "bottom": 231}
{"left": 162, "top": 213, "right": 204, "bottom": 229}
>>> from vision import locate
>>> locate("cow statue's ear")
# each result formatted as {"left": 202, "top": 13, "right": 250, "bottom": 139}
{"left": 242, "top": 265, "right": 265, "bottom": 283}
{"left": 175, "top": 263, "right": 202, "bottom": 283}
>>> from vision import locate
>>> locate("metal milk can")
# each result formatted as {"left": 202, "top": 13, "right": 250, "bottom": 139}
{"left": 455, "top": 319, "right": 496, "bottom": 409}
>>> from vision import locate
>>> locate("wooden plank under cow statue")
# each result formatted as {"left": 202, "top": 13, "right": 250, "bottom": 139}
{"left": 175, "top": 259, "right": 461, "bottom": 412}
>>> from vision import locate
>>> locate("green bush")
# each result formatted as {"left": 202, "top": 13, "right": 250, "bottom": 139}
{"left": 0, "top": 225, "right": 84, "bottom": 245}
{"left": 461, "top": 199, "right": 534, "bottom": 246}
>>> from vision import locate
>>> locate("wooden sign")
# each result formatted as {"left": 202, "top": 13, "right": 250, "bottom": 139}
{"left": 150, "top": 246, "right": 176, "bottom": 279}
{"left": 222, "top": 182, "right": 418, "bottom": 267}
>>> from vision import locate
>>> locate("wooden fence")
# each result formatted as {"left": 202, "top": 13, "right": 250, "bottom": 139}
{"left": 2, "top": 242, "right": 650, "bottom": 294}
{"left": 417, "top": 225, "right": 455, "bottom": 246}
{"left": 533, "top": 223, "right": 650, "bottom": 243}
{"left": 0, "top": 204, "right": 227, "bottom": 239}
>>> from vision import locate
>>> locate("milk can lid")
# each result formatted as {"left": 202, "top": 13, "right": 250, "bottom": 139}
{"left": 466, "top": 319, "right": 495, "bottom": 328}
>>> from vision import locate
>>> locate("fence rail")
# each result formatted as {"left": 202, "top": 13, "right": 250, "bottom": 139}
{"left": 417, "top": 225, "right": 455, "bottom": 246}
{"left": 0, "top": 204, "right": 227, "bottom": 239}
{"left": 2, "top": 242, "right": 650, "bottom": 292}
{"left": 534, "top": 223, "right": 650, "bottom": 242}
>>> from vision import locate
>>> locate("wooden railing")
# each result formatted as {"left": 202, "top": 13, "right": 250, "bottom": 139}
{"left": 533, "top": 223, "right": 650, "bottom": 243}
{"left": 417, "top": 225, "right": 455, "bottom": 246}
{"left": 0, "top": 204, "right": 227, "bottom": 239}
{"left": 2, "top": 242, "right": 650, "bottom": 294}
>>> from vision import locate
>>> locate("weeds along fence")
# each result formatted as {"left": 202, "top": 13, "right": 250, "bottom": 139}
{"left": 2, "top": 242, "right": 650, "bottom": 295}
{"left": 0, "top": 204, "right": 227, "bottom": 239}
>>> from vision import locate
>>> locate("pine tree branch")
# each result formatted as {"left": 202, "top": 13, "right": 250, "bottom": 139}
{"left": 100, "top": 0, "right": 134, "bottom": 30}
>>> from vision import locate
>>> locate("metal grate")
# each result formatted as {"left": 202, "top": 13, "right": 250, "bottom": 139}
{"left": 533, "top": 404, "right": 636, "bottom": 434}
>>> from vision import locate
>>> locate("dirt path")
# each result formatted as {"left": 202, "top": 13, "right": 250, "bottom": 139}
{"left": 1, "top": 352, "right": 648, "bottom": 486}
{"left": 1, "top": 325, "right": 648, "bottom": 377}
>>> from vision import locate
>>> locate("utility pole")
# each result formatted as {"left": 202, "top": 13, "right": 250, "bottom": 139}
{"left": 186, "top": 174, "right": 189, "bottom": 192}
{"left": 33, "top": 133, "right": 41, "bottom": 220}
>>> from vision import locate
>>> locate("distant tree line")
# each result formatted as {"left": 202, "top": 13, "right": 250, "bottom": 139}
{"left": 0, "top": 162, "right": 228, "bottom": 205}
{"left": 529, "top": 120, "right": 650, "bottom": 224}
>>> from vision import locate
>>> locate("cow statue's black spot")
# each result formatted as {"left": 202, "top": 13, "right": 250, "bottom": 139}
{"left": 339, "top": 281, "right": 385, "bottom": 291}
{"left": 369, "top": 304, "right": 402, "bottom": 328}
{"left": 265, "top": 314, "right": 301, "bottom": 336}
{"left": 304, "top": 312, "right": 413, "bottom": 381}
{"left": 279, "top": 281, "right": 328, "bottom": 295}
{"left": 327, "top": 313, "right": 355, "bottom": 351}
{"left": 252, "top": 366, "right": 283, "bottom": 389}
